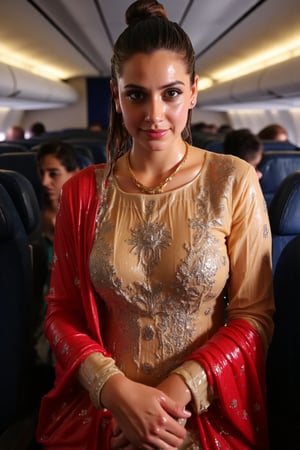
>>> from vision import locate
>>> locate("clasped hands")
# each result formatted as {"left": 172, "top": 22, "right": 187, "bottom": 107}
{"left": 100, "top": 373, "right": 192, "bottom": 450}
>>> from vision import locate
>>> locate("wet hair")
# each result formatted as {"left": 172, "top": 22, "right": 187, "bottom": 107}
{"left": 107, "top": 0, "right": 196, "bottom": 162}
{"left": 257, "top": 124, "right": 288, "bottom": 141}
{"left": 36, "top": 141, "right": 80, "bottom": 172}
{"left": 223, "top": 129, "right": 262, "bottom": 163}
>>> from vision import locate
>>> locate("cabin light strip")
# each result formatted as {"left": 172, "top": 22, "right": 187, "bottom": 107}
{"left": 198, "top": 38, "right": 300, "bottom": 91}
{"left": 0, "top": 45, "right": 67, "bottom": 81}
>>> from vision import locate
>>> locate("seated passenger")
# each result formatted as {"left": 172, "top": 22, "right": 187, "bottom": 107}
{"left": 5, "top": 125, "right": 25, "bottom": 141}
{"left": 37, "top": 141, "right": 81, "bottom": 243}
{"left": 258, "top": 123, "right": 288, "bottom": 142}
{"left": 30, "top": 121, "right": 46, "bottom": 137}
{"left": 35, "top": 141, "right": 80, "bottom": 366}
{"left": 223, "top": 128, "right": 263, "bottom": 179}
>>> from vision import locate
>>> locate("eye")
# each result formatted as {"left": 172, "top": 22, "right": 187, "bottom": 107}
{"left": 164, "top": 88, "right": 182, "bottom": 99}
{"left": 49, "top": 170, "right": 60, "bottom": 179}
{"left": 126, "top": 90, "right": 146, "bottom": 102}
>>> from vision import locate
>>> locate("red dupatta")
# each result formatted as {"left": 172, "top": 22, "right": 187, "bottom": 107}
{"left": 37, "top": 166, "right": 269, "bottom": 449}
{"left": 188, "top": 319, "right": 269, "bottom": 450}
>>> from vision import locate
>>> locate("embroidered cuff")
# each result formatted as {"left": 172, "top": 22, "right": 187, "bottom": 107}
{"left": 172, "top": 360, "right": 212, "bottom": 414}
{"left": 78, "top": 352, "right": 124, "bottom": 410}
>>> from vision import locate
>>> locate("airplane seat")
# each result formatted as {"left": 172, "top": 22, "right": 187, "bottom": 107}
{"left": 0, "top": 143, "right": 29, "bottom": 153}
{"left": 0, "top": 169, "right": 49, "bottom": 395}
{"left": 268, "top": 169, "right": 300, "bottom": 274}
{"left": 73, "top": 144, "right": 95, "bottom": 167}
{"left": 266, "top": 235, "right": 300, "bottom": 449}
{"left": 0, "top": 151, "right": 43, "bottom": 207}
{"left": 0, "top": 169, "right": 40, "bottom": 235}
{"left": 204, "top": 139, "right": 224, "bottom": 153}
{"left": 191, "top": 131, "right": 223, "bottom": 149}
{"left": 258, "top": 150, "right": 300, "bottom": 205}
{"left": 262, "top": 140, "right": 298, "bottom": 151}
{"left": 0, "top": 184, "right": 38, "bottom": 449}
{"left": 65, "top": 137, "right": 107, "bottom": 163}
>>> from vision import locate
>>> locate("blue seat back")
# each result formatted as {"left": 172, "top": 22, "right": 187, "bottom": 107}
{"left": 258, "top": 151, "right": 300, "bottom": 205}
{"left": 267, "top": 235, "right": 300, "bottom": 447}
{"left": 0, "top": 169, "right": 40, "bottom": 234}
{"left": 268, "top": 170, "right": 300, "bottom": 273}
{"left": 262, "top": 140, "right": 298, "bottom": 151}
{"left": 0, "top": 185, "right": 33, "bottom": 433}
{"left": 0, "top": 152, "right": 43, "bottom": 207}
{"left": 0, "top": 143, "right": 28, "bottom": 153}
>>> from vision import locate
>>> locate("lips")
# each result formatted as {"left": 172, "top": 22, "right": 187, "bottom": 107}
{"left": 142, "top": 129, "right": 168, "bottom": 139}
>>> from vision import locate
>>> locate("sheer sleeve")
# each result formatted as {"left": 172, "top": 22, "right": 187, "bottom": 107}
{"left": 225, "top": 164, "right": 274, "bottom": 350}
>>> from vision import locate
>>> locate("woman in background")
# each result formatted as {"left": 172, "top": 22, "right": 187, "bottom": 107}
{"left": 37, "top": 1, "right": 274, "bottom": 449}
{"left": 34, "top": 141, "right": 81, "bottom": 366}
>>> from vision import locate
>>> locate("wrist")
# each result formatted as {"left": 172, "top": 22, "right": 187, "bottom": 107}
{"left": 100, "top": 372, "right": 128, "bottom": 411}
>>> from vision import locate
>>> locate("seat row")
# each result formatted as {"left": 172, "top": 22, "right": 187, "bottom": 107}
{"left": 0, "top": 169, "right": 48, "bottom": 448}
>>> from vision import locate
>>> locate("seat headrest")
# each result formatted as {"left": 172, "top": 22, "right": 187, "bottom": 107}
{"left": 0, "top": 169, "right": 40, "bottom": 234}
{"left": 268, "top": 170, "right": 300, "bottom": 235}
{"left": 0, "top": 184, "right": 21, "bottom": 241}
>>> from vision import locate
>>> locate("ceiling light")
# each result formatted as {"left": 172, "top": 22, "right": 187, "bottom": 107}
{"left": 197, "top": 77, "right": 214, "bottom": 91}
{"left": 0, "top": 45, "right": 68, "bottom": 81}
{"left": 213, "top": 38, "right": 300, "bottom": 83}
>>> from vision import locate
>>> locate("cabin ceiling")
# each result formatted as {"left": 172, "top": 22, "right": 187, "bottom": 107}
{"left": 0, "top": 0, "right": 300, "bottom": 109}
{"left": 0, "top": 0, "right": 299, "bottom": 78}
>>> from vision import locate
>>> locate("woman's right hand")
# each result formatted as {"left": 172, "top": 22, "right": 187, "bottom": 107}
{"left": 101, "top": 374, "right": 190, "bottom": 449}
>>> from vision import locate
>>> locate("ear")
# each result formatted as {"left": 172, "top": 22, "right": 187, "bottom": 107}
{"left": 110, "top": 79, "right": 121, "bottom": 113}
{"left": 190, "top": 75, "right": 199, "bottom": 109}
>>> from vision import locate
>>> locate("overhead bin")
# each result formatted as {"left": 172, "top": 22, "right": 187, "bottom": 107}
{"left": 198, "top": 55, "right": 300, "bottom": 107}
{"left": 0, "top": 62, "right": 77, "bottom": 107}
{"left": 0, "top": 65, "right": 16, "bottom": 97}
{"left": 259, "top": 57, "right": 300, "bottom": 98}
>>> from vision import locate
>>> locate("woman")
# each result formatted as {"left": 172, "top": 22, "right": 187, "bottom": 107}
{"left": 35, "top": 141, "right": 80, "bottom": 365}
{"left": 37, "top": 1, "right": 274, "bottom": 449}
{"left": 37, "top": 141, "right": 81, "bottom": 244}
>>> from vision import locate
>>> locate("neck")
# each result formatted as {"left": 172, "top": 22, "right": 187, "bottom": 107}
{"left": 127, "top": 141, "right": 189, "bottom": 194}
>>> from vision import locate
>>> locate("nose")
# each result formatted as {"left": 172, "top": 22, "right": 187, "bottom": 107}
{"left": 41, "top": 173, "right": 51, "bottom": 187}
{"left": 145, "top": 95, "right": 164, "bottom": 122}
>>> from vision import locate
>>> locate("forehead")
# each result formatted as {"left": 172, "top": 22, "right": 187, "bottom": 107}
{"left": 39, "top": 154, "right": 63, "bottom": 169}
{"left": 119, "top": 49, "right": 188, "bottom": 85}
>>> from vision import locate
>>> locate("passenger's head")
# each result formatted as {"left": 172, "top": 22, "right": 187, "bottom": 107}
{"left": 218, "top": 124, "right": 233, "bottom": 136}
{"left": 36, "top": 141, "right": 80, "bottom": 204}
{"left": 88, "top": 122, "right": 102, "bottom": 132}
{"left": 223, "top": 129, "right": 263, "bottom": 179}
{"left": 5, "top": 125, "right": 24, "bottom": 141}
{"left": 30, "top": 122, "right": 46, "bottom": 137}
{"left": 258, "top": 123, "right": 288, "bottom": 142}
{"left": 107, "top": 0, "right": 197, "bottom": 160}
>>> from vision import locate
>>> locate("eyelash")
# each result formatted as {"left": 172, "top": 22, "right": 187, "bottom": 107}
{"left": 126, "top": 89, "right": 182, "bottom": 102}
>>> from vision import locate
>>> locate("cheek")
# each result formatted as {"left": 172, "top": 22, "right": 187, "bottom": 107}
{"left": 122, "top": 107, "right": 141, "bottom": 129}
{"left": 168, "top": 102, "right": 189, "bottom": 124}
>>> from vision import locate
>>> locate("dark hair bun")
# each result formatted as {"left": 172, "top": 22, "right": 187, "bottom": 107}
{"left": 126, "top": 0, "right": 167, "bottom": 26}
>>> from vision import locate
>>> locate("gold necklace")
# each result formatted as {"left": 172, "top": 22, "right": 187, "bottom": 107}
{"left": 127, "top": 141, "right": 189, "bottom": 194}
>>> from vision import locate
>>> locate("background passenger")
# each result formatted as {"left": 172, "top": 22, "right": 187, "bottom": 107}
{"left": 223, "top": 128, "right": 263, "bottom": 179}
{"left": 30, "top": 121, "right": 46, "bottom": 137}
{"left": 258, "top": 123, "right": 289, "bottom": 142}
{"left": 5, "top": 125, "right": 25, "bottom": 140}
{"left": 34, "top": 140, "right": 81, "bottom": 368}
{"left": 36, "top": 140, "right": 80, "bottom": 243}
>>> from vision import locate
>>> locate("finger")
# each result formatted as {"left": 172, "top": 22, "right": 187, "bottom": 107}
{"left": 160, "top": 396, "right": 191, "bottom": 421}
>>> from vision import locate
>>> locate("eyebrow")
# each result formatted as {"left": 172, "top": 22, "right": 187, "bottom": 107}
{"left": 124, "top": 81, "right": 185, "bottom": 90}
